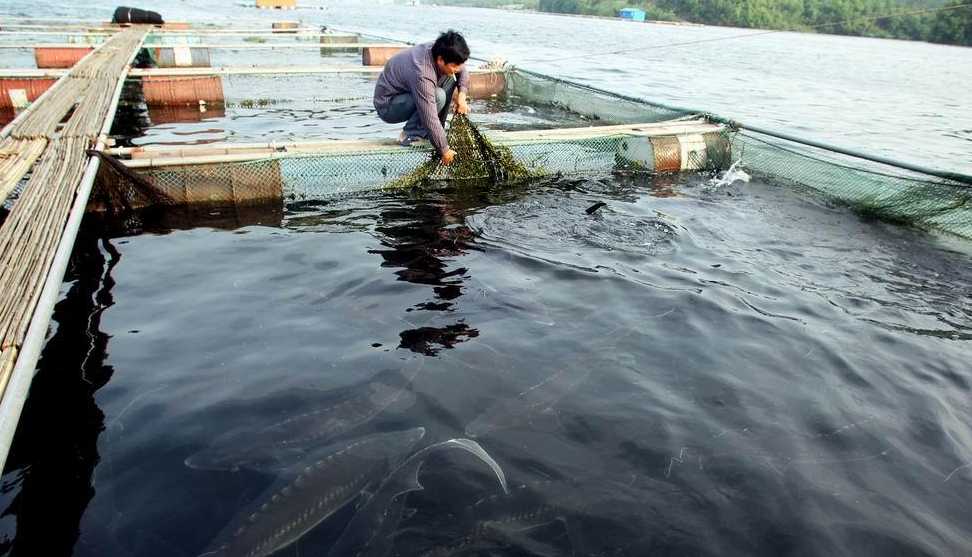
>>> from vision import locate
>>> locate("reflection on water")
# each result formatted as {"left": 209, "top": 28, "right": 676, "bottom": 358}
{"left": 0, "top": 227, "right": 116, "bottom": 555}
{"left": 369, "top": 199, "right": 482, "bottom": 355}
{"left": 1, "top": 172, "right": 971, "bottom": 556}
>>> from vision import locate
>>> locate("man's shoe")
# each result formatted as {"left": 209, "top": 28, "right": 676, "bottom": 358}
{"left": 398, "top": 130, "right": 428, "bottom": 147}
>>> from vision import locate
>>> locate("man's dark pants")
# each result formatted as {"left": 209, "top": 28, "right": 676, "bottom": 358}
{"left": 377, "top": 75, "right": 456, "bottom": 140}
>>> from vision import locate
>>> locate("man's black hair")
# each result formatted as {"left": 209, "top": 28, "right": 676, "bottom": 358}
{"left": 432, "top": 31, "right": 470, "bottom": 65}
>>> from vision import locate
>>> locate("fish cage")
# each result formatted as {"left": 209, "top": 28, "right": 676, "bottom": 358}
{"left": 85, "top": 59, "right": 972, "bottom": 242}
{"left": 1, "top": 18, "right": 971, "bottom": 476}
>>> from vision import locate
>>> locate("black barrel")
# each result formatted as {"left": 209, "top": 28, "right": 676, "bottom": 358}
{"left": 112, "top": 6, "right": 164, "bottom": 25}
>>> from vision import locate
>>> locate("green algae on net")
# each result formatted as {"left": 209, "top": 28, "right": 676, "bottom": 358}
{"left": 387, "top": 114, "right": 539, "bottom": 189}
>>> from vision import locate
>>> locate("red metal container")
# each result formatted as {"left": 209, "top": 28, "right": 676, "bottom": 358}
{"left": 650, "top": 136, "right": 682, "bottom": 173}
{"left": 0, "top": 77, "right": 58, "bottom": 109}
{"left": 362, "top": 46, "right": 405, "bottom": 67}
{"left": 34, "top": 47, "right": 92, "bottom": 69}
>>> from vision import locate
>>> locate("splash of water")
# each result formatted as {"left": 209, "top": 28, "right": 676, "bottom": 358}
{"left": 705, "top": 161, "right": 751, "bottom": 189}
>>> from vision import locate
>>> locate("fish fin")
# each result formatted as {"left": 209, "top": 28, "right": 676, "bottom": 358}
{"left": 411, "top": 439, "right": 508, "bottom": 494}
{"left": 327, "top": 467, "right": 425, "bottom": 556}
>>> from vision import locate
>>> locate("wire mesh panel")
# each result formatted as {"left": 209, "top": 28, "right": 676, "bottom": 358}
{"left": 732, "top": 130, "right": 972, "bottom": 239}
{"left": 115, "top": 130, "right": 732, "bottom": 203}
{"left": 104, "top": 68, "right": 972, "bottom": 240}
{"left": 505, "top": 70, "right": 691, "bottom": 125}
{"left": 137, "top": 159, "right": 285, "bottom": 204}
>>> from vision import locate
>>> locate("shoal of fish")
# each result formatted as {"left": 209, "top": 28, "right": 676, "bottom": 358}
{"left": 188, "top": 364, "right": 590, "bottom": 557}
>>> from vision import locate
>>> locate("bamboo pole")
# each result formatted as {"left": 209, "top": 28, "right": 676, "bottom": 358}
{"left": 0, "top": 39, "right": 118, "bottom": 201}
{"left": 130, "top": 65, "right": 386, "bottom": 76}
{"left": 0, "top": 28, "right": 148, "bottom": 472}
{"left": 0, "top": 31, "right": 359, "bottom": 38}
{"left": 0, "top": 69, "right": 66, "bottom": 78}
{"left": 111, "top": 119, "right": 712, "bottom": 156}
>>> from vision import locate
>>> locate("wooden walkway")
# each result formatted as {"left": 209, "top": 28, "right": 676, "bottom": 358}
{"left": 0, "top": 27, "right": 147, "bottom": 461}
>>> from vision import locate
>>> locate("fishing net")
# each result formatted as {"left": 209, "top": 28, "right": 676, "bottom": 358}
{"left": 731, "top": 130, "right": 972, "bottom": 239}
{"left": 504, "top": 69, "right": 692, "bottom": 124}
{"left": 90, "top": 150, "right": 176, "bottom": 212}
{"left": 121, "top": 127, "right": 731, "bottom": 206}
{"left": 97, "top": 68, "right": 972, "bottom": 240}
{"left": 387, "top": 113, "right": 538, "bottom": 188}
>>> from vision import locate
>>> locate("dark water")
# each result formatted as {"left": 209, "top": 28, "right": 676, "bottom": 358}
{"left": 2, "top": 170, "right": 971, "bottom": 556}
{"left": 2, "top": 2, "right": 972, "bottom": 556}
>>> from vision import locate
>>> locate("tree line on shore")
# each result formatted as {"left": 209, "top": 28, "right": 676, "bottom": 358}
{"left": 444, "top": 0, "right": 971, "bottom": 46}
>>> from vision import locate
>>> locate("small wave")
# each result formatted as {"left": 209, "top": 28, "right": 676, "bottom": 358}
{"left": 468, "top": 192, "right": 681, "bottom": 257}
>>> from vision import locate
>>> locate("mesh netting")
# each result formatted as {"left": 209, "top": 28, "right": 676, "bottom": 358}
{"left": 387, "top": 114, "right": 537, "bottom": 188}
{"left": 505, "top": 69, "right": 691, "bottom": 124}
{"left": 101, "top": 68, "right": 972, "bottom": 240}
{"left": 124, "top": 129, "right": 731, "bottom": 204}
{"left": 732, "top": 130, "right": 972, "bottom": 239}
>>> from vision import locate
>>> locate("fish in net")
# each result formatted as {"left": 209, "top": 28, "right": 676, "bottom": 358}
{"left": 388, "top": 114, "right": 538, "bottom": 188}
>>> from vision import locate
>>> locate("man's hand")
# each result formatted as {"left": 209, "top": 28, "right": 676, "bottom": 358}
{"left": 442, "top": 149, "right": 457, "bottom": 165}
{"left": 453, "top": 91, "right": 470, "bottom": 115}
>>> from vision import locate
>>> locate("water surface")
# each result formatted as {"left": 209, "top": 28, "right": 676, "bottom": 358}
{"left": 0, "top": 3, "right": 970, "bottom": 556}
{"left": 2, "top": 172, "right": 970, "bottom": 556}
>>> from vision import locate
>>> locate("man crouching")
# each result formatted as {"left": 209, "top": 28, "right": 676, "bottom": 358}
{"left": 373, "top": 31, "right": 471, "bottom": 166}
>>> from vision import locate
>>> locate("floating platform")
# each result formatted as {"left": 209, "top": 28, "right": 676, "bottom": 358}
{"left": 0, "top": 67, "right": 508, "bottom": 109}
{"left": 94, "top": 118, "right": 729, "bottom": 208}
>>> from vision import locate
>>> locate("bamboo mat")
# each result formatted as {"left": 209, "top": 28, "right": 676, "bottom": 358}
{"left": 0, "top": 27, "right": 148, "bottom": 400}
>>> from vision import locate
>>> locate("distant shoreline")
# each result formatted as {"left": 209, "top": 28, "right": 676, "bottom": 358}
{"left": 493, "top": 7, "right": 706, "bottom": 28}
{"left": 434, "top": 2, "right": 972, "bottom": 48}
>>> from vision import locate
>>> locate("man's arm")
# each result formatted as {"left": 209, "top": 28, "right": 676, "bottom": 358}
{"left": 411, "top": 76, "right": 449, "bottom": 155}
{"left": 454, "top": 66, "right": 470, "bottom": 114}
{"left": 457, "top": 65, "right": 470, "bottom": 94}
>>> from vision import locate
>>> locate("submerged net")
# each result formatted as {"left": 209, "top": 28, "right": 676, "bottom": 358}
{"left": 387, "top": 114, "right": 537, "bottom": 189}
